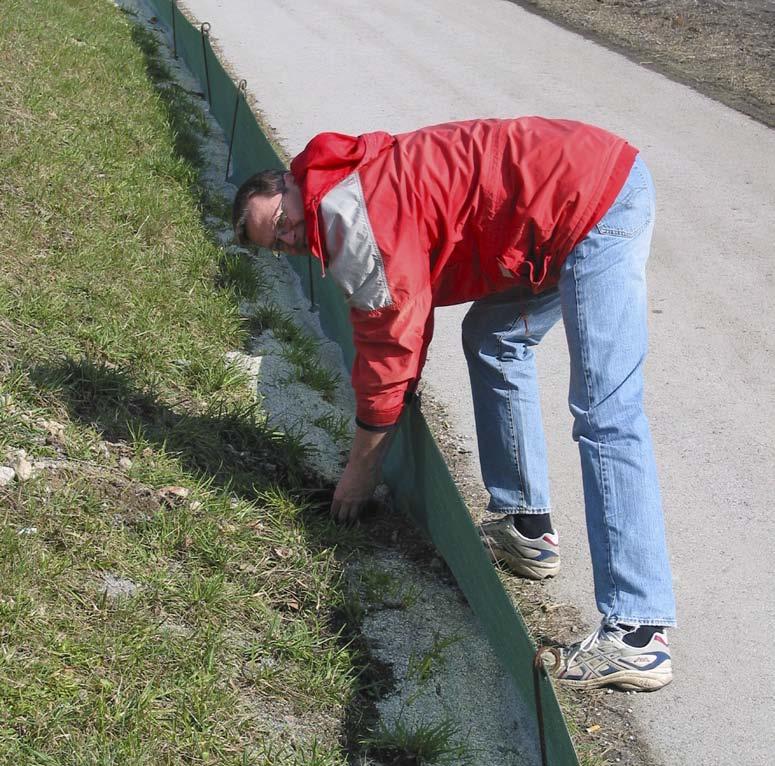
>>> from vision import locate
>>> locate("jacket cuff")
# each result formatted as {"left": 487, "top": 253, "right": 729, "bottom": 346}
{"left": 355, "top": 418, "right": 398, "bottom": 433}
{"left": 355, "top": 400, "right": 403, "bottom": 430}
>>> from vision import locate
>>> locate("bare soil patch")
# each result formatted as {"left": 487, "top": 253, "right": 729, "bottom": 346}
{"left": 511, "top": 0, "right": 775, "bottom": 128}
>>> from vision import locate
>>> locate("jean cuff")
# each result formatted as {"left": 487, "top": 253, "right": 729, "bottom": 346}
{"left": 487, "top": 505, "right": 551, "bottom": 515}
{"left": 606, "top": 618, "right": 677, "bottom": 629}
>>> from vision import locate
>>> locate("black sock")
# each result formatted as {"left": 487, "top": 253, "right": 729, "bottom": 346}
{"left": 512, "top": 513, "right": 553, "bottom": 538}
{"left": 619, "top": 624, "right": 666, "bottom": 648}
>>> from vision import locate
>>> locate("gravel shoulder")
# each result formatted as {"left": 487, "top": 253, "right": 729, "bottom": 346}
{"left": 511, "top": 0, "right": 775, "bottom": 128}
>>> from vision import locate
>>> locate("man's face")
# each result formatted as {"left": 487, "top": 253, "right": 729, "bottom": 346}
{"left": 244, "top": 172, "right": 307, "bottom": 254}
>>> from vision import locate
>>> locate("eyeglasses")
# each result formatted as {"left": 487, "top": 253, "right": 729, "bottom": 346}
{"left": 270, "top": 189, "right": 290, "bottom": 251}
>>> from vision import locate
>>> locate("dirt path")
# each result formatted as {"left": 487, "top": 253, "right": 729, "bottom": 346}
{"left": 513, "top": 0, "right": 775, "bottom": 127}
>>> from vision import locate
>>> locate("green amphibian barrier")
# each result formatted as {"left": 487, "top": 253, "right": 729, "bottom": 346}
{"left": 143, "top": 2, "right": 579, "bottom": 763}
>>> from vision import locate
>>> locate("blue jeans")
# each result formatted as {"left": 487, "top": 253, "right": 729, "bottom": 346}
{"left": 462, "top": 155, "right": 676, "bottom": 627}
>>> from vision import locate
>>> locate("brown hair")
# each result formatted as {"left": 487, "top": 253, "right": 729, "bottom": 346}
{"left": 231, "top": 169, "right": 286, "bottom": 246}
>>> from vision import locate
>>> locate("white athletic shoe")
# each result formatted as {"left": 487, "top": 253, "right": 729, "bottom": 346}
{"left": 479, "top": 516, "right": 560, "bottom": 580}
{"left": 552, "top": 623, "right": 673, "bottom": 691}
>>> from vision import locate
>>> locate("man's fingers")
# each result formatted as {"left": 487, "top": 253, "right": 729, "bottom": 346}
{"left": 346, "top": 501, "right": 364, "bottom": 524}
{"left": 330, "top": 498, "right": 364, "bottom": 525}
{"left": 330, "top": 497, "right": 341, "bottom": 519}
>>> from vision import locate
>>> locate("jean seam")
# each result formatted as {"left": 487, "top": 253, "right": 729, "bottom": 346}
{"left": 599, "top": 439, "right": 620, "bottom": 621}
{"left": 497, "top": 334, "right": 526, "bottom": 508}
{"left": 574, "top": 255, "right": 620, "bottom": 621}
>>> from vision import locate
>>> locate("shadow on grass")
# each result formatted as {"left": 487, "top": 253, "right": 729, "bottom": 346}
{"left": 30, "top": 357, "right": 327, "bottom": 500}
{"left": 127, "top": 13, "right": 206, "bottom": 170}
{"left": 29, "top": 356, "right": 401, "bottom": 761}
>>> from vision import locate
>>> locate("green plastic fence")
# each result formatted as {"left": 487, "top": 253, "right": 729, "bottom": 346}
{"left": 143, "top": 2, "right": 579, "bottom": 763}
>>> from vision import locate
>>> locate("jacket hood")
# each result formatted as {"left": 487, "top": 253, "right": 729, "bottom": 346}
{"left": 290, "top": 130, "right": 396, "bottom": 262}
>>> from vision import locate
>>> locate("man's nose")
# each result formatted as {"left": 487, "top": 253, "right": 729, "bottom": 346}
{"left": 278, "top": 228, "right": 296, "bottom": 246}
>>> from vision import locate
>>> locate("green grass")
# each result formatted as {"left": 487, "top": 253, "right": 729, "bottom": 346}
{"left": 0, "top": 2, "right": 364, "bottom": 764}
{"left": 311, "top": 411, "right": 352, "bottom": 447}
{"left": 406, "top": 635, "right": 461, "bottom": 686}
{"left": 361, "top": 717, "right": 471, "bottom": 766}
{"left": 355, "top": 564, "right": 419, "bottom": 611}
{"left": 217, "top": 249, "right": 266, "bottom": 301}
{"left": 248, "top": 305, "right": 341, "bottom": 403}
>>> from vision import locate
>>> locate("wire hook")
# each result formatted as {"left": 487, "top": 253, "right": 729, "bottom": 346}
{"left": 225, "top": 79, "right": 248, "bottom": 181}
{"left": 200, "top": 22, "right": 212, "bottom": 105}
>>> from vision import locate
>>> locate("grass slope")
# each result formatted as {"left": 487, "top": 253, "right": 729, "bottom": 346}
{"left": 0, "top": 2, "right": 363, "bottom": 763}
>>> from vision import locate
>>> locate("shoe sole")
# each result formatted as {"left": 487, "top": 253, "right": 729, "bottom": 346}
{"left": 483, "top": 542, "right": 561, "bottom": 580}
{"left": 556, "top": 668, "right": 673, "bottom": 692}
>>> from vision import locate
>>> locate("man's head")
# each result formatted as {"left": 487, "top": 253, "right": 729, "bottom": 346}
{"left": 232, "top": 170, "right": 307, "bottom": 253}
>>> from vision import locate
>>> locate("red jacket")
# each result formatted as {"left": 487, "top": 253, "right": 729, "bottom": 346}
{"left": 290, "top": 118, "right": 637, "bottom": 429}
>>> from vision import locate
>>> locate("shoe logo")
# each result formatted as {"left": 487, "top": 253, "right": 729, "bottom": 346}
{"left": 628, "top": 654, "right": 658, "bottom": 667}
{"left": 654, "top": 633, "right": 668, "bottom": 646}
{"left": 621, "top": 652, "right": 670, "bottom": 671}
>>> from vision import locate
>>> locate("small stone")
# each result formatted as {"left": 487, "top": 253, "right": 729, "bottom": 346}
{"left": 118, "top": 457, "right": 133, "bottom": 470}
{"left": 12, "top": 455, "right": 33, "bottom": 482}
{"left": 0, "top": 466, "right": 15, "bottom": 486}
{"left": 189, "top": 500, "right": 202, "bottom": 511}
{"left": 41, "top": 419, "right": 65, "bottom": 438}
{"left": 100, "top": 573, "right": 139, "bottom": 600}
{"left": 18, "top": 527, "right": 38, "bottom": 535}
{"left": 373, "top": 483, "right": 391, "bottom": 503}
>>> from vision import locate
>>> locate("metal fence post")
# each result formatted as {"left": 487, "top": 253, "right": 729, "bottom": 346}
{"left": 170, "top": 0, "right": 177, "bottom": 58}
{"left": 200, "top": 22, "right": 212, "bottom": 105}
{"left": 225, "top": 80, "right": 247, "bottom": 181}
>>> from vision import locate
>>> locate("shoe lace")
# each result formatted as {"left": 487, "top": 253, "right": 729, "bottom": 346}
{"left": 560, "top": 623, "right": 618, "bottom": 673}
{"left": 578, "top": 623, "right": 609, "bottom": 653}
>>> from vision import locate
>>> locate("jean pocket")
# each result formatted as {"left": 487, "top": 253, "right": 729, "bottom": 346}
{"left": 595, "top": 180, "right": 652, "bottom": 239}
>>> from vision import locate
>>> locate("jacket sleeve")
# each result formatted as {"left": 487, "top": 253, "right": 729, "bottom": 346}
{"left": 350, "top": 287, "right": 433, "bottom": 430}
{"left": 319, "top": 169, "right": 434, "bottom": 429}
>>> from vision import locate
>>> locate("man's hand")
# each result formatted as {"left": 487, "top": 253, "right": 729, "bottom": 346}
{"left": 331, "top": 426, "right": 393, "bottom": 524}
{"left": 330, "top": 459, "right": 379, "bottom": 523}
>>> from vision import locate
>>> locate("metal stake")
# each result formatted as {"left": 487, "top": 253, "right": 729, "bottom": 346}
{"left": 308, "top": 255, "right": 316, "bottom": 310}
{"left": 171, "top": 0, "right": 177, "bottom": 58}
{"left": 200, "top": 22, "right": 212, "bottom": 105}
{"left": 532, "top": 646, "right": 561, "bottom": 766}
{"left": 225, "top": 80, "right": 247, "bottom": 180}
